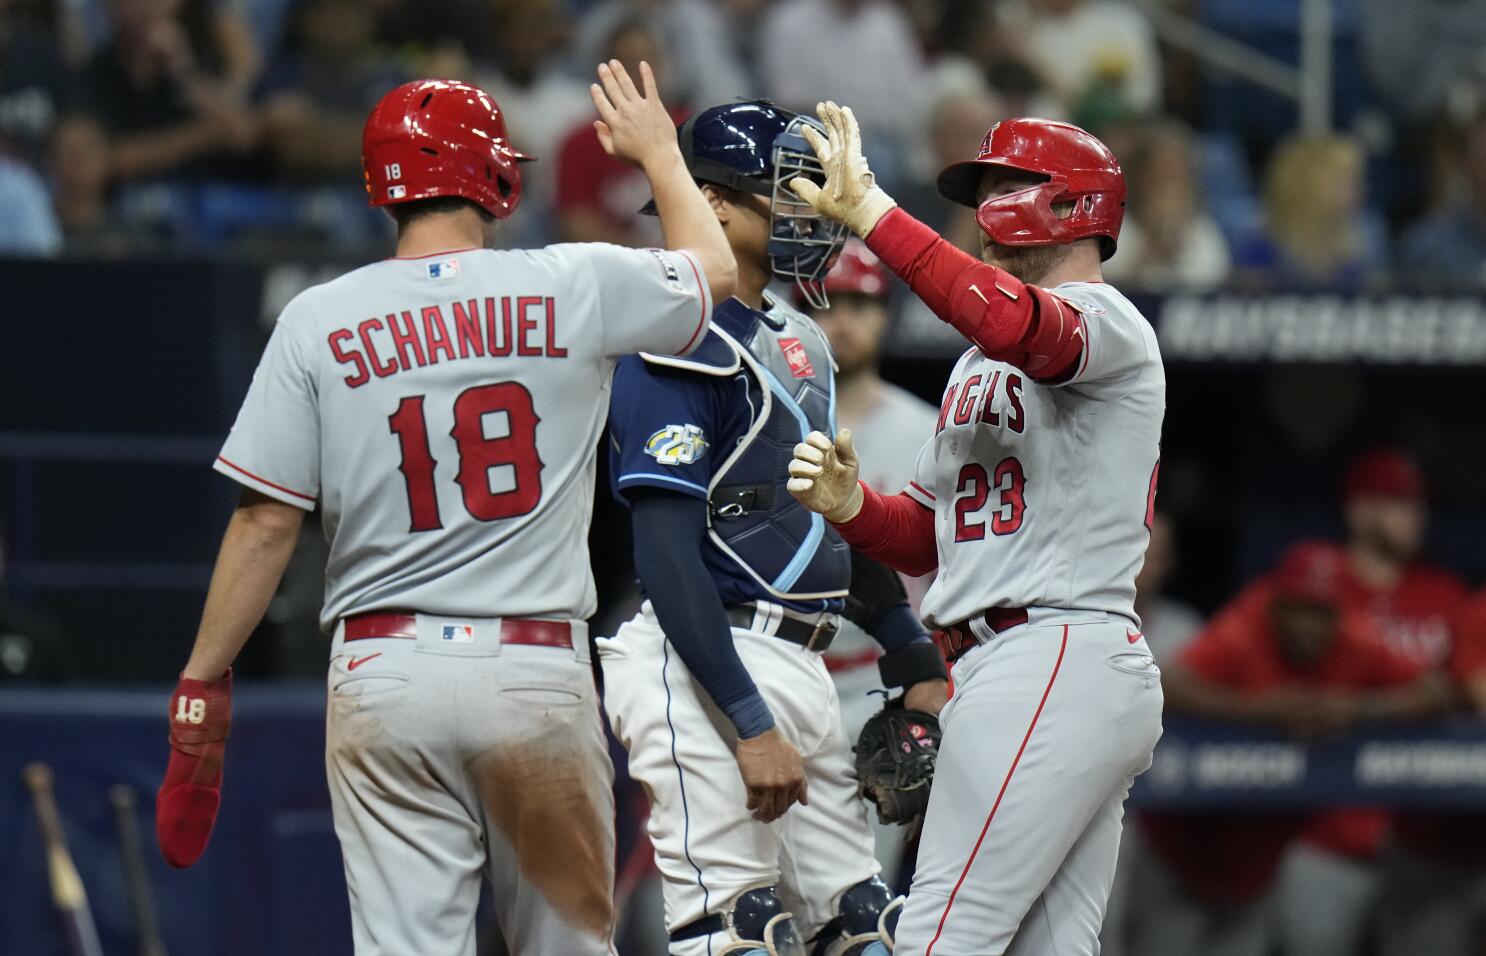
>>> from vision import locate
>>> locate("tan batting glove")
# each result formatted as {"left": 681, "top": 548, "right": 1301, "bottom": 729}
{"left": 788, "top": 102, "right": 898, "bottom": 239}
{"left": 787, "top": 429, "right": 865, "bottom": 523}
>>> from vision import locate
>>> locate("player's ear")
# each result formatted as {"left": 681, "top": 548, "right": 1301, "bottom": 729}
{"left": 701, "top": 183, "right": 729, "bottom": 224}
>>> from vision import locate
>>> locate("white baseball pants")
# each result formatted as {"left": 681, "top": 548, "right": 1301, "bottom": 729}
{"left": 324, "top": 615, "right": 616, "bottom": 956}
{"left": 598, "top": 602, "right": 881, "bottom": 954}
{"left": 893, "top": 612, "right": 1164, "bottom": 956}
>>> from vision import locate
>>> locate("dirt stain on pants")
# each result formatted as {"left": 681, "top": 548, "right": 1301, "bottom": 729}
{"left": 476, "top": 738, "right": 616, "bottom": 941}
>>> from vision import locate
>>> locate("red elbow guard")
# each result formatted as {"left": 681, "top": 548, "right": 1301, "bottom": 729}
{"left": 868, "top": 207, "right": 1086, "bottom": 381}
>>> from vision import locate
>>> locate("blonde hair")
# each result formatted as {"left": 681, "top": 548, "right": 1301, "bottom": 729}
{"left": 1262, "top": 134, "right": 1365, "bottom": 278}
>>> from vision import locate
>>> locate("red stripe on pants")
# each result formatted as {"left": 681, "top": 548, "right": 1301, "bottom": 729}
{"left": 924, "top": 624, "right": 1069, "bottom": 955}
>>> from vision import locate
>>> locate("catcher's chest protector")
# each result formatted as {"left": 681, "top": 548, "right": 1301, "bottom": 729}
{"left": 641, "top": 297, "right": 850, "bottom": 601}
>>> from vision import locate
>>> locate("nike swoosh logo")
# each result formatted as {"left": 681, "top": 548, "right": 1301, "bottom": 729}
{"left": 1126, "top": 631, "right": 1143, "bottom": 644}
{"left": 968, "top": 283, "right": 990, "bottom": 305}
{"left": 347, "top": 653, "right": 382, "bottom": 671}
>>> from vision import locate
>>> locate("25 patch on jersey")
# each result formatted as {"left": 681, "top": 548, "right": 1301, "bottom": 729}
{"left": 645, "top": 424, "right": 708, "bottom": 465}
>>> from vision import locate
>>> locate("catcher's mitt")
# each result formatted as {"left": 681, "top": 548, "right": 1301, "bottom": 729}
{"left": 853, "top": 698, "right": 941, "bottom": 826}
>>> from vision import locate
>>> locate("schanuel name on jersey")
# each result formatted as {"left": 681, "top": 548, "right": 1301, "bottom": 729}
{"left": 327, "top": 294, "right": 570, "bottom": 389}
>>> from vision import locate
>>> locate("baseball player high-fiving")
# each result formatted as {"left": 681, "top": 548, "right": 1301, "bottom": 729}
{"left": 600, "top": 100, "right": 947, "bottom": 956}
{"left": 787, "top": 105, "right": 1165, "bottom": 956}
{"left": 153, "top": 64, "right": 735, "bottom": 956}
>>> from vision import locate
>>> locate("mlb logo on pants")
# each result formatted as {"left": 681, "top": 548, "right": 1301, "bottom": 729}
{"left": 441, "top": 624, "right": 475, "bottom": 644}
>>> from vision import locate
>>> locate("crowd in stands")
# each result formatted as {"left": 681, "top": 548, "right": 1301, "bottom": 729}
{"left": 1, "top": 0, "right": 1486, "bottom": 289}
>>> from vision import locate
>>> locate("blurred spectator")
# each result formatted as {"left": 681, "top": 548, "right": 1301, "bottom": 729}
{"left": 47, "top": 114, "right": 133, "bottom": 254}
{"left": 0, "top": 0, "right": 78, "bottom": 165}
{"left": 1132, "top": 511, "right": 1204, "bottom": 662}
{"left": 554, "top": 15, "right": 676, "bottom": 246}
{"left": 0, "top": 525, "right": 68, "bottom": 681}
{"left": 1399, "top": 104, "right": 1486, "bottom": 288}
{"left": 1236, "top": 133, "right": 1387, "bottom": 290}
{"left": 475, "top": 0, "right": 592, "bottom": 246}
{"left": 1104, "top": 121, "right": 1231, "bottom": 292}
{"left": 1135, "top": 541, "right": 1449, "bottom": 956}
{"left": 575, "top": 0, "right": 748, "bottom": 108}
{"left": 1165, "top": 539, "right": 1447, "bottom": 742}
{"left": 1337, "top": 448, "right": 1469, "bottom": 669}
{"left": 258, "top": 0, "right": 408, "bottom": 181}
{"left": 1373, "top": 591, "right": 1486, "bottom": 956}
{"left": 942, "top": 5, "right": 1065, "bottom": 124}
{"left": 1360, "top": 0, "right": 1486, "bottom": 123}
{"left": 998, "top": 0, "right": 1161, "bottom": 119}
{"left": 898, "top": 86, "right": 1000, "bottom": 256}
{"left": 758, "top": 0, "right": 925, "bottom": 155}
{"left": 373, "top": 0, "right": 490, "bottom": 65}
{"left": 1273, "top": 449, "right": 1471, "bottom": 956}
{"left": 0, "top": 149, "right": 60, "bottom": 253}
{"left": 85, "top": 0, "right": 264, "bottom": 182}
{"left": 476, "top": 0, "right": 589, "bottom": 169}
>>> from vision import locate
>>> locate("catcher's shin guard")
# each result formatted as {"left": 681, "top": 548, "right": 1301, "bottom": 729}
{"left": 671, "top": 885, "right": 807, "bottom": 956}
{"left": 810, "top": 877, "right": 902, "bottom": 956}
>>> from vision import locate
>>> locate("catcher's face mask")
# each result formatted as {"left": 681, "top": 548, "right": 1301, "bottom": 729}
{"left": 769, "top": 116, "right": 849, "bottom": 310}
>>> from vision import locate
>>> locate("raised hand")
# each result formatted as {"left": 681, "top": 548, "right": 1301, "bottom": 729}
{"left": 787, "top": 101, "right": 897, "bottom": 237}
{"left": 787, "top": 429, "right": 864, "bottom": 523}
{"left": 588, "top": 60, "right": 679, "bottom": 172}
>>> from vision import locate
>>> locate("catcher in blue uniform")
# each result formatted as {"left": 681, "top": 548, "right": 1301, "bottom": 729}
{"left": 597, "top": 101, "right": 949, "bottom": 956}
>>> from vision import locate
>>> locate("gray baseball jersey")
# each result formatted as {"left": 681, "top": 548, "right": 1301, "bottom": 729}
{"left": 905, "top": 280, "right": 1164, "bottom": 628}
{"left": 216, "top": 244, "right": 712, "bottom": 630}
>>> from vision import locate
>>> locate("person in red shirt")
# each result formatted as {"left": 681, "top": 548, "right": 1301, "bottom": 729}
{"left": 1338, "top": 448, "right": 1469, "bottom": 668}
{"left": 1129, "top": 541, "right": 1449, "bottom": 956}
{"left": 1277, "top": 449, "right": 1471, "bottom": 956}
{"left": 555, "top": 16, "right": 686, "bottom": 247}
{"left": 1378, "top": 593, "right": 1486, "bottom": 956}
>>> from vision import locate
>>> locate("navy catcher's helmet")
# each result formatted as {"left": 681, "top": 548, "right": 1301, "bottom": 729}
{"left": 642, "top": 100, "right": 848, "bottom": 309}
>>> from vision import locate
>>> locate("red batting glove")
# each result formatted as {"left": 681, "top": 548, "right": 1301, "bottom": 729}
{"left": 156, "top": 669, "right": 232, "bottom": 868}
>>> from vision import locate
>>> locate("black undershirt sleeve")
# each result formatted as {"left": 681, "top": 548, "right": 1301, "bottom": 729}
{"left": 628, "top": 488, "right": 775, "bottom": 738}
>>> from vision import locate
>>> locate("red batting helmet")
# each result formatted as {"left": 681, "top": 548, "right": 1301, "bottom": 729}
{"left": 821, "top": 239, "right": 890, "bottom": 298}
{"left": 363, "top": 79, "right": 531, "bottom": 220}
{"left": 936, "top": 118, "right": 1126, "bottom": 260}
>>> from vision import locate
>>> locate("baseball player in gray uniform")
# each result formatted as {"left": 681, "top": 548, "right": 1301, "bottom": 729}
{"left": 786, "top": 106, "right": 1165, "bottom": 955}
{"left": 152, "top": 65, "right": 736, "bottom": 956}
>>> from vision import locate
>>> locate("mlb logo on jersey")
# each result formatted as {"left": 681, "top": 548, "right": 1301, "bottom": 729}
{"left": 428, "top": 258, "right": 461, "bottom": 280}
{"left": 441, "top": 624, "right": 475, "bottom": 644}
{"left": 779, "top": 337, "right": 815, "bottom": 379}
